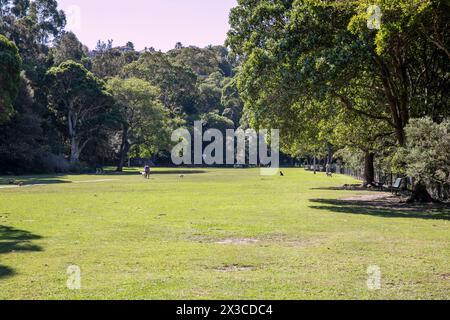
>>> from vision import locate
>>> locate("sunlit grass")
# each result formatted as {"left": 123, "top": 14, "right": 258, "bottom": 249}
{"left": 0, "top": 168, "right": 448, "bottom": 299}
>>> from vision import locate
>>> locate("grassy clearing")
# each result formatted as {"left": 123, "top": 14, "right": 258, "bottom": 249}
{"left": 0, "top": 168, "right": 448, "bottom": 300}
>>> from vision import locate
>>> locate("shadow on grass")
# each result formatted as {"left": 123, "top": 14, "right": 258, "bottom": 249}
{"left": 107, "top": 170, "right": 208, "bottom": 175}
{"left": 151, "top": 170, "right": 208, "bottom": 175}
{"left": 0, "top": 265, "right": 15, "bottom": 278}
{"left": 0, "top": 225, "right": 43, "bottom": 279}
{"left": 309, "top": 198, "right": 450, "bottom": 221}
{"left": 0, "top": 176, "right": 71, "bottom": 186}
{"left": 310, "top": 186, "right": 384, "bottom": 191}
{"left": 20, "top": 179, "right": 70, "bottom": 186}
{"left": 0, "top": 170, "right": 209, "bottom": 185}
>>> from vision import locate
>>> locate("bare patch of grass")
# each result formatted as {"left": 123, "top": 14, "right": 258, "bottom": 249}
{"left": 215, "top": 264, "right": 256, "bottom": 272}
{"left": 215, "top": 238, "right": 259, "bottom": 245}
{"left": 440, "top": 273, "right": 450, "bottom": 281}
{"left": 341, "top": 193, "right": 392, "bottom": 201}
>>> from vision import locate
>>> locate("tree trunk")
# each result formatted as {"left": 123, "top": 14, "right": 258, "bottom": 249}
{"left": 70, "top": 137, "right": 80, "bottom": 164}
{"left": 408, "top": 182, "right": 435, "bottom": 203}
{"left": 363, "top": 151, "right": 375, "bottom": 187}
{"left": 116, "top": 128, "right": 130, "bottom": 172}
{"left": 326, "top": 144, "right": 333, "bottom": 174}
{"left": 68, "top": 110, "right": 80, "bottom": 164}
{"left": 313, "top": 156, "right": 317, "bottom": 174}
{"left": 395, "top": 124, "right": 406, "bottom": 148}
{"left": 327, "top": 145, "right": 333, "bottom": 166}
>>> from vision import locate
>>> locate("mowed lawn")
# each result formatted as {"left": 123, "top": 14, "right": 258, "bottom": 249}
{"left": 0, "top": 168, "right": 448, "bottom": 300}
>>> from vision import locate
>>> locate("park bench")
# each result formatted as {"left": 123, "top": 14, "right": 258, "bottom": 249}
{"left": 374, "top": 176, "right": 388, "bottom": 191}
{"left": 391, "top": 178, "right": 403, "bottom": 195}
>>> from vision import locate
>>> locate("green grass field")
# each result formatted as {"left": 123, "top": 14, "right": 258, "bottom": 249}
{"left": 0, "top": 168, "right": 448, "bottom": 300}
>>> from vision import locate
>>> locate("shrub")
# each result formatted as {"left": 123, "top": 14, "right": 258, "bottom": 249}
{"left": 403, "top": 118, "right": 450, "bottom": 200}
{"left": 38, "top": 153, "right": 71, "bottom": 173}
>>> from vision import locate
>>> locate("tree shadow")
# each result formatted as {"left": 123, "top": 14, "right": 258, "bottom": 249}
{"left": 107, "top": 170, "right": 208, "bottom": 175}
{"left": 151, "top": 170, "right": 208, "bottom": 175}
{"left": 310, "top": 186, "right": 384, "bottom": 192}
{"left": 0, "top": 265, "right": 15, "bottom": 278}
{"left": 309, "top": 198, "right": 450, "bottom": 221}
{"left": 0, "top": 225, "right": 43, "bottom": 279}
{"left": 0, "top": 176, "right": 72, "bottom": 186}
{"left": 0, "top": 170, "right": 210, "bottom": 185}
{"left": 18, "top": 179, "right": 72, "bottom": 185}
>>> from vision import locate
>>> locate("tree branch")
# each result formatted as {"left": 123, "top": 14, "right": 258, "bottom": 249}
{"left": 332, "top": 92, "right": 395, "bottom": 127}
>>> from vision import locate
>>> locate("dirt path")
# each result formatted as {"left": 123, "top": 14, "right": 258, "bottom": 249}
{"left": 341, "top": 193, "right": 392, "bottom": 201}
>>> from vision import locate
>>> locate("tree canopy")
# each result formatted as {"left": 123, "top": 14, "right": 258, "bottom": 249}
{"left": 107, "top": 77, "right": 173, "bottom": 171}
{"left": 0, "top": 34, "right": 21, "bottom": 123}
{"left": 227, "top": 0, "right": 450, "bottom": 199}
{"left": 46, "top": 60, "right": 113, "bottom": 163}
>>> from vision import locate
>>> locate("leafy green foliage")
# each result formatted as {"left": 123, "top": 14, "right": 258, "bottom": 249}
{"left": 201, "top": 112, "right": 235, "bottom": 132}
{"left": 92, "top": 46, "right": 139, "bottom": 79}
{"left": 348, "top": 0, "right": 450, "bottom": 132}
{"left": 221, "top": 78, "right": 244, "bottom": 127}
{"left": 123, "top": 51, "right": 199, "bottom": 117}
{"left": 0, "top": 0, "right": 66, "bottom": 67}
{"left": 52, "top": 31, "right": 88, "bottom": 67}
{"left": 0, "top": 34, "right": 21, "bottom": 123}
{"left": 403, "top": 117, "right": 450, "bottom": 200}
{"left": 1, "top": 0, "right": 446, "bottom": 181}
{"left": 227, "top": 0, "right": 382, "bottom": 154}
{"left": 227, "top": 0, "right": 449, "bottom": 191}
{"left": 46, "top": 61, "right": 114, "bottom": 163}
{"left": 106, "top": 77, "right": 174, "bottom": 169}
{"left": 0, "top": 73, "right": 46, "bottom": 173}
{"left": 168, "top": 46, "right": 221, "bottom": 77}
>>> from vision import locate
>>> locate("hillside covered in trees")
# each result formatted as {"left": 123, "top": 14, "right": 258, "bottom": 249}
{"left": 0, "top": 0, "right": 243, "bottom": 174}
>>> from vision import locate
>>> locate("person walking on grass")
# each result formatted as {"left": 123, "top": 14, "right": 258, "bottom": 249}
{"left": 144, "top": 165, "right": 151, "bottom": 179}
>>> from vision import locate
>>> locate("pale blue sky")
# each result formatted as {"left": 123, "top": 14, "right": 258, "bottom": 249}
{"left": 58, "top": 0, "right": 237, "bottom": 51}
